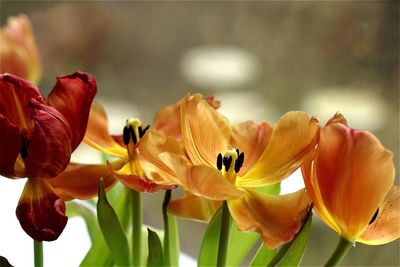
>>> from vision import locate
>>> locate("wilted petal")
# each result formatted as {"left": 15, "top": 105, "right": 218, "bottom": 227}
{"left": 83, "top": 102, "right": 127, "bottom": 158}
{"left": 47, "top": 72, "right": 97, "bottom": 150}
{"left": 0, "top": 15, "right": 41, "bottom": 84}
{"left": 24, "top": 99, "right": 72, "bottom": 178}
{"left": 48, "top": 162, "right": 121, "bottom": 201}
{"left": 168, "top": 192, "right": 221, "bottom": 222}
{"left": 181, "top": 94, "right": 231, "bottom": 166}
{"left": 311, "top": 123, "right": 394, "bottom": 240}
{"left": 358, "top": 186, "right": 400, "bottom": 245}
{"left": 238, "top": 111, "right": 319, "bottom": 187}
{"left": 153, "top": 99, "right": 182, "bottom": 140}
{"left": 0, "top": 115, "right": 22, "bottom": 177}
{"left": 326, "top": 112, "right": 347, "bottom": 126}
{"left": 230, "top": 121, "right": 272, "bottom": 175}
{"left": 228, "top": 189, "right": 309, "bottom": 249}
{"left": 16, "top": 178, "right": 67, "bottom": 241}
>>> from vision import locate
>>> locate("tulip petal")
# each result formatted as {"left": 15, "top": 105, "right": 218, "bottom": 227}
{"left": 16, "top": 178, "right": 68, "bottom": 241}
{"left": 230, "top": 121, "right": 272, "bottom": 175}
{"left": 153, "top": 99, "right": 182, "bottom": 140}
{"left": 358, "top": 186, "right": 400, "bottom": 245}
{"left": 47, "top": 72, "right": 97, "bottom": 150}
{"left": 0, "top": 114, "right": 22, "bottom": 177}
{"left": 228, "top": 189, "right": 309, "bottom": 249}
{"left": 23, "top": 99, "right": 72, "bottom": 178}
{"left": 185, "top": 165, "right": 243, "bottom": 200}
{"left": 0, "top": 15, "right": 41, "bottom": 84}
{"left": 238, "top": 111, "right": 319, "bottom": 187}
{"left": 326, "top": 112, "right": 347, "bottom": 126}
{"left": 312, "top": 124, "right": 395, "bottom": 240}
{"left": 181, "top": 94, "right": 231, "bottom": 166}
{"left": 48, "top": 162, "right": 120, "bottom": 201}
{"left": 83, "top": 102, "right": 127, "bottom": 158}
{"left": 0, "top": 73, "right": 42, "bottom": 130}
{"left": 168, "top": 192, "right": 222, "bottom": 222}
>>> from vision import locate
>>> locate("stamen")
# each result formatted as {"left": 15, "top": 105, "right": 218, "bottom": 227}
{"left": 369, "top": 208, "right": 379, "bottom": 225}
{"left": 139, "top": 125, "right": 150, "bottom": 138}
{"left": 217, "top": 153, "right": 223, "bottom": 170}
{"left": 129, "top": 126, "right": 137, "bottom": 144}
{"left": 123, "top": 126, "right": 130, "bottom": 145}
{"left": 234, "top": 152, "right": 245, "bottom": 173}
{"left": 224, "top": 156, "right": 232, "bottom": 172}
{"left": 20, "top": 137, "right": 28, "bottom": 159}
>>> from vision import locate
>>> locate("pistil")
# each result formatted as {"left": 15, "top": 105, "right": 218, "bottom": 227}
{"left": 122, "top": 117, "right": 150, "bottom": 158}
{"left": 216, "top": 148, "right": 245, "bottom": 183}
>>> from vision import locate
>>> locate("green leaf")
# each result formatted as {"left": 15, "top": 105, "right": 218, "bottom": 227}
{"left": 147, "top": 228, "right": 164, "bottom": 267}
{"left": 162, "top": 190, "right": 180, "bottom": 267}
{"left": 256, "top": 183, "right": 281, "bottom": 195}
{"left": 268, "top": 209, "right": 313, "bottom": 267}
{"left": 97, "top": 179, "right": 130, "bottom": 266}
{"left": 249, "top": 245, "right": 277, "bottom": 267}
{"left": 198, "top": 206, "right": 222, "bottom": 267}
{"left": 66, "top": 201, "right": 99, "bottom": 242}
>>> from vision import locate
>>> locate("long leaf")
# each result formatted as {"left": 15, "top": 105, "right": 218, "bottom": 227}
{"left": 66, "top": 200, "right": 99, "bottom": 242}
{"left": 97, "top": 179, "right": 130, "bottom": 266}
{"left": 162, "top": 190, "right": 180, "bottom": 267}
{"left": 198, "top": 206, "right": 222, "bottom": 267}
{"left": 147, "top": 228, "right": 164, "bottom": 266}
{"left": 249, "top": 245, "right": 277, "bottom": 267}
{"left": 227, "top": 221, "right": 259, "bottom": 266}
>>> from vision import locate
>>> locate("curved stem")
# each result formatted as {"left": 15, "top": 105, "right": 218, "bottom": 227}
{"left": 132, "top": 190, "right": 142, "bottom": 267}
{"left": 324, "top": 237, "right": 353, "bottom": 267}
{"left": 217, "top": 201, "right": 231, "bottom": 267}
{"left": 33, "top": 240, "right": 43, "bottom": 267}
{"left": 162, "top": 189, "right": 172, "bottom": 266}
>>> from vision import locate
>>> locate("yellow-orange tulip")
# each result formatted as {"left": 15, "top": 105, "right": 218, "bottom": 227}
{"left": 140, "top": 93, "right": 319, "bottom": 249}
{"left": 302, "top": 113, "right": 399, "bottom": 245}
{"left": 0, "top": 15, "right": 41, "bottom": 84}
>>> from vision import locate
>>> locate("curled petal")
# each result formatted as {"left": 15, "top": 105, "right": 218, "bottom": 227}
{"left": 16, "top": 178, "right": 68, "bottom": 241}
{"left": 358, "top": 186, "right": 400, "bottom": 245}
{"left": 311, "top": 124, "right": 394, "bottom": 240}
{"left": 0, "top": 15, "right": 41, "bottom": 84}
{"left": 230, "top": 121, "right": 272, "bottom": 175}
{"left": 238, "top": 111, "right": 319, "bottom": 187}
{"left": 228, "top": 189, "right": 309, "bottom": 249}
{"left": 168, "top": 192, "right": 222, "bottom": 222}
{"left": 48, "top": 162, "right": 119, "bottom": 201}
{"left": 24, "top": 99, "right": 72, "bottom": 178}
{"left": 186, "top": 165, "right": 243, "bottom": 200}
{"left": 47, "top": 72, "right": 97, "bottom": 150}
{"left": 83, "top": 102, "right": 127, "bottom": 158}
{"left": 181, "top": 94, "right": 231, "bottom": 166}
{"left": 153, "top": 99, "right": 182, "bottom": 140}
{"left": 326, "top": 112, "right": 347, "bottom": 126}
{"left": 0, "top": 115, "right": 22, "bottom": 177}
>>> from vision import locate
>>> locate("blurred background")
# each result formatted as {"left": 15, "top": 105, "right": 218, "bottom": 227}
{"left": 1, "top": 1, "right": 399, "bottom": 266}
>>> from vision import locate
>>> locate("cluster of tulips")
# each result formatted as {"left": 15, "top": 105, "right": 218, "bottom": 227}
{"left": 0, "top": 14, "right": 398, "bottom": 267}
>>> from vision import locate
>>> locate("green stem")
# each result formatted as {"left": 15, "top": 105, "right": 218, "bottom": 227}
{"left": 33, "top": 240, "right": 43, "bottom": 267}
{"left": 217, "top": 201, "right": 231, "bottom": 267}
{"left": 162, "top": 189, "right": 172, "bottom": 266}
{"left": 324, "top": 237, "right": 353, "bottom": 267}
{"left": 132, "top": 190, "right": 142, "bottom": 267}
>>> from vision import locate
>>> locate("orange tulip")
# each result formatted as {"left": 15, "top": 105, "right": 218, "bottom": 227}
{"left": 139, "top": 93, "right": 319, "bottom": 249}
{"left": 302, "top": 113, "right": 399, "bottom": 245}
{"left": 0, "top": 15, "right": 41, "bottom": 84}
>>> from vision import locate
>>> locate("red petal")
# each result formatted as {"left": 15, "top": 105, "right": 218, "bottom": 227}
{"left": 0, "top": 114, "right": 22, "bottom": 177}
{"left": 47, "top": 72, "right": 97, "bottom": 150}
{"left": 24, "top": 99, "right": 72, "bottom": 178}
{"left": 16, "top": 178, "right": 68, "bottom": 241}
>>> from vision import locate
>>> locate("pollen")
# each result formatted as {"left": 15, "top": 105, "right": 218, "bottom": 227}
{"left": 216, "top": 148, "right": 245, "bottom": 174}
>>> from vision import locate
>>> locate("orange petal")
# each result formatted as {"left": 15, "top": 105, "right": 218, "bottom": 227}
{"left": 168, "top": 191, "right": 222, "bottom": 222}
{"left": 230, "top": 121, "right": 272, "bottom": 175}
{"left": 153, "top": 99, "right": 182, "bottom": 140}
{"left": 83, "top": 102, "right": 127, "bottom": 157}
{"left": 358, "top": 186, "right": 399, "bottom": 245}
{"left": 0, "top": 15, "right": 41, "bottom": 84}
{"left": 48, "top": 161, "right": 121, "bottom": 201}
{"left": 326, "top": 112, "right": 347, "bottom": 126}
{"left": 238, "top": 111, "right": 319, "bottom": 187}
{"left": 181, "top": 94, "right": 231, "bottom": 166}
{"left": 185, "top": 165, "right": 243, "bottom": 200}
{"left": 16, "top": 178, "right": 67, "bottom": 241}
{"left": 228, "top": 189, "right": 309, "bottom": 249}
{"left": 311, "top": 123, "right": 395, "bottom": 240}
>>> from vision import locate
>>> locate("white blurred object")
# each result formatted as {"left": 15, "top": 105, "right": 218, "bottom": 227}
{"left": 301, "top": 88, "right": 388, "bottom": 131}
{"left": 280, "top": 169, "right": 305, "bottom": 195}
{"left": 179, "top": 252, "right": 197, "bottom": 267}
{"left": 180, "top": 46, "right": 261, "bottom": 89}
{"left": 215, "top": 90, "right": 279, "bottom": 123}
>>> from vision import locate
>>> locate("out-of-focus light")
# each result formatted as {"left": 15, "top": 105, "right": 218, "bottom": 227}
{"left": 180, "top": 46, "right": 260, "bottom": 89}
{"left": 280, "top": 169, "right": 305, "bottom": 195}
{"left": 215, "top": 90, "right": 279, "bottom": 123}
{"left": 301, "top": 88, "right": 388, "bottom": 131}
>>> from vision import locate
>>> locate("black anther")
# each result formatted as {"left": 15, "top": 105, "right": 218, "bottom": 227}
{"left": 369, "top": 208, "right": 379, "bottom": 225}
{"left": 129, "top": 126, "right": 137, "bottom": 144}
{"left": 217, "top": 153, "right": 223, "bottom": 170}
{"left": 123, "top": 126, "right": 130, "bottom": 145}
{"left": 140, "top": 125, "right": 150, "bottom": 138}
{"left": 20, "top": 137, "right": 28, "bottom": 159}
{"left": 224, "top": 156, "right": 232, "bottom": 172}
{"left": 234, "top": 152, "right": 245, "bottom": 173}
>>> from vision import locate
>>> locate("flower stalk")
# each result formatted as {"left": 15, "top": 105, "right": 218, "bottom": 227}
{"left": 132, "top": 190, "right": 142, "bottom": 267}
{"left": 324, "top": 237, "right": 353, "bottom": 267}
{"left": 217, "top": 201, "right": 231, "bottom": 267}
{"left": 34, "top": 240, "right": 43, "bottom": 267}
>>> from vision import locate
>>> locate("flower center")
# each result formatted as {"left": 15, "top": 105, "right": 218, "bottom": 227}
{"left": 122, "top": 117, "right": 149, "bottom": 158}
{"left": 216, "top": 148, "right": 245, "bottom": 182}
